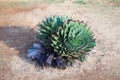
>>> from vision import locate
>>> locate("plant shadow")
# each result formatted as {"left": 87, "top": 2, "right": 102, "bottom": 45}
{"left": 0, "top": 26, "right": 40, "bottom": 67}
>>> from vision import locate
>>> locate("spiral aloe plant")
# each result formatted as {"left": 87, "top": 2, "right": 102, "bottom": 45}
{"left": 37, "top": 16, "right": 96, "bottom": 64}
{"left": 37, "top": 16, "right": 68, "bottom": 48}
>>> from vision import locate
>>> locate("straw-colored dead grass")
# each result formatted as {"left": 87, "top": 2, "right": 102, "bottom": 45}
{"left": 0, "top": 0, "right": 120, "bottom": 80}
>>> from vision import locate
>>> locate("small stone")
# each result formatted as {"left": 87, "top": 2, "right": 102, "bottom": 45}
{"left": 92, "top": 49, "right": 97, "bottom": 53}
{"left": 55, "top": 57, "right": 66, "bottom": 69}
{"left": 27, "top": 50, "right": 40, "bottom": 59}
{"left": 10, "top": 48, "right": 15, "bottom": 50}
{"left": 28, "top": 48, "right": 39, "bottom": 53}
{"left": 36, "top": 53, "right": 48, "bottom": 66}
{"left": 33, "top": 43, "right": 41, "bottom": 48}
{"left": 73, "top": 60, "right": 81, "bottom": 68}
{"left": 46, "top": 54, "right": 54, "bottom": 65}
{"left": 36, "top": 55, "right": 45, "bottom": 66}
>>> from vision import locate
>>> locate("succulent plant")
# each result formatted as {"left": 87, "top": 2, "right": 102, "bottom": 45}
{"left": 37, "top": 16, "right": 96, "bottom": 64}
{"left": 37, "top": 16, "right": 68, "bottom": 48}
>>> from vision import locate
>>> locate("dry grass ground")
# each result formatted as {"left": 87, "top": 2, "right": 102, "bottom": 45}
{"left": 0, "top": 0, "right": 120, "bottom": 80}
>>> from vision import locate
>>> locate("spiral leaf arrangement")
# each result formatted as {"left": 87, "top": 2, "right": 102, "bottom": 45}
{"left": 37, "top": 16, "right": 96, "bottom": 68}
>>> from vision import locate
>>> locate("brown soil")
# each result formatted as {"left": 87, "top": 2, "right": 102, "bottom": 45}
{"left": 0, "top": 0, "right": 120, "bottom": 80}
